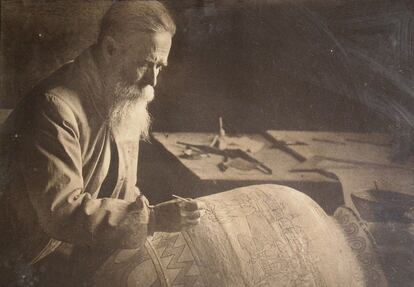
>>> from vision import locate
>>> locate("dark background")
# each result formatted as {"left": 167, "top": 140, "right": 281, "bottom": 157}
{"left": 1, "top": 3, "right": 413, "bottom": 285}
{"left": 1, "top": 0, "right": 414, "bottom": 136}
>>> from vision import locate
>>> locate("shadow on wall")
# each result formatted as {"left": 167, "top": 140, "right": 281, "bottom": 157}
{"left": 1, "top": 0, "right": 413, "bottom": 140}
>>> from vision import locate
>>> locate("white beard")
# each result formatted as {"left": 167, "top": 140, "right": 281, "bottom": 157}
{"left": 108, "top": 82, "right": 154, "bottom": 141}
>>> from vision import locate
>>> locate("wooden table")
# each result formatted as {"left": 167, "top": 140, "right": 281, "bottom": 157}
{"left": 140, "top": 132, "right": 342, "bottom": 213}
{"left": 141, "top": 130, "right": 414, "bottom": 215}
{"left": 265, "top": 130, "right": 393, "bottom": 167}
{"left": 265, "top": 130, "right": 413, "bottom": 208}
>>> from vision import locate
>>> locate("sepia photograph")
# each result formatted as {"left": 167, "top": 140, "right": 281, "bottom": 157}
{"left": 0, "top": 0, "right": 413, "bottom": 286}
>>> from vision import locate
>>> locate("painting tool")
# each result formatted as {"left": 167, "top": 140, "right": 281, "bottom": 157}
{"left": 172, "top": 194, "right": 191, "bottom": 202}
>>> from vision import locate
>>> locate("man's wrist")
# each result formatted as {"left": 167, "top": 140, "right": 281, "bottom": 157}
{"left": 137, "top": 194, "right": 156, "bottom": 236}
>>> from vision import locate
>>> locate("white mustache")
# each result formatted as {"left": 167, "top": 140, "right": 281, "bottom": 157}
{"left": 114, "top": 82, "right": 154, "bottom": 103}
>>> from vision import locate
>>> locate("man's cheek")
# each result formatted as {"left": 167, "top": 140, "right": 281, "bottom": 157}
{"left": 121, "top": 65, "right": 139, "bottom": 86}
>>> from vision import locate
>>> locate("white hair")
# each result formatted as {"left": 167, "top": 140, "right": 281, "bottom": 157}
{"left": 98, "top": 0, "right": 176, "bottom": 44}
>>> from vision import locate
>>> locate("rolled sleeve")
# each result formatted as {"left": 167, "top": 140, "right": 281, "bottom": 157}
{"left": 19, "top": 94, "right": 150, "bottom": 249}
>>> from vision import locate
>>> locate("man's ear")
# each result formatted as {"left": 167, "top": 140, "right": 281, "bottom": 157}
{"left": 101, "top": 36, "right": 119, "bottom": 62}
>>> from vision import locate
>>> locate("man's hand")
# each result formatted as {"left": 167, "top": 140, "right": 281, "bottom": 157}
{"left": 153, "top": 198, "right": 204, "bottom": 233}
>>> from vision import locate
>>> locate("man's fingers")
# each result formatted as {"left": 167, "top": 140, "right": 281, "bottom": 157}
{"left": 180, "top": 210, "right": 201, "bottom": 219}
{"left": 182, "top": 218, "right": 201, "bottom": 226}
{"left": 179, "top": 200, "right": 199, "bottom": 211}
{"left": 179, "top": 200, "right": 207, "bottom": 211}
{"left": 154, "top": 198, "right": 205, "bottom": 233}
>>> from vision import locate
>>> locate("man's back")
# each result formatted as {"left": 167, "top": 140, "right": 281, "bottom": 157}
{"left": 0, "top": 49, "right": 144, "bottom": 271}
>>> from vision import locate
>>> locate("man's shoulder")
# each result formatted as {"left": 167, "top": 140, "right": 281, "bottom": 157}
{"left": 43, "top": 85, "right": 83, "bottom": 113}
{"left": 38, "top": 62, "right": 84, "bottom": 113}
{"left": 5, "top": 51, "right": 103, "bottom": 134}
{"left": 5, "top": 67, "right": 84, "bottom": 135}
{"left": 30, "top": 60, "right": 100, "bottom": 123}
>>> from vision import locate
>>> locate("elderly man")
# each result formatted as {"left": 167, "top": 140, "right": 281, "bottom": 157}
{"left": 0, "top": 1, "right": 202, "bottom": 285}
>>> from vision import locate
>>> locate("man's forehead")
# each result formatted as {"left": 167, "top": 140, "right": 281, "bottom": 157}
{"left": 126, "top": 32, "right": 172, "bottom": 58}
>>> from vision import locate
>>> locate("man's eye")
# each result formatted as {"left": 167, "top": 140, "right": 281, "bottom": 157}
{"left": 138, "top": 62, "right": 149, "bottom": 69}
{"left": 134, "top": 60, "right": 148, "bottom": 69}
